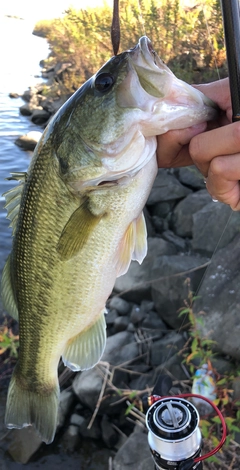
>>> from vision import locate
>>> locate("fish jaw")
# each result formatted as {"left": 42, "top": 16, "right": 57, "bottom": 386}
{"left": 117, "top": 36, "right": 218, "bottom": 136}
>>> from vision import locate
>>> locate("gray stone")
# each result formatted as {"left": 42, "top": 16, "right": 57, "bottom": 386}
{"left": 150, "top": 332, "right": 185, "bottom": 367}
{"left": 129, "top": 369, "right": 155, "bottom": 391}
{"left": 151, "top": 254, "right": 209, "bottom": 329}
{"left": 192, "top": 202, "right": 240, "bottom": 254}
{"left": 78, "top": 414, "right": 101, "bottom": 440}
{"left": 151, "top": 215, "right": 168, "bottom": 233}
{"left": 172, "top": 189, "right": 212, "bottom": 237}
{"left": 114, "top": 237, "right": 177, "bottom": 302}
{"left": 130, "top": 305, "right": 145, "bottom": 324}
{"left": 105, "top": 308, "right": 119, "bottom": 325}
{"left": 57, "top": 389, "right": 75, "bottom": 428}
{"left": 7, "top": 427, "right": 42, "bottom": 464}
{"left": 101, "top": 415, "right": 119, "bottom": 448}
{"left": 102, "top": 331, "right": 138, "bottom": 365}
{"left": 72, "top": 367, "right": 103, "bottom": 410}
{"left": 70, "top": 413, "right": 85, "bottom": 427}
{"left": 161, "top": 230, "right": 187, "bottom": 251}
{"left": 151, "top": 200, "right": 176, "bottom": 218}
{"left": 113, "top": 427, "right": 152, "bottom": 470}
{"left": 60, "top": 425, "right": 80, "bottom": 452}
{"left": 178, "top": 165, "right": 206, "bottom": 189}
{"left": 142, "top": 311, "right": 168, "bottom": 334}
{"left": 140, "top": 300, "right": 155, "bottom": 314}
{"left": 19, "top": 103, "right": 33, "bottom": 116}
{"left": 9, "top": 92, "right": 20, "bottom": 98}
{"left": 31, "top": 108, "right": 50, "bottom": 124}
{"left": 193, "top": 234, "right": 240, "bottom": 359}
{"left": 113, "top": 315, "right": 129, "bottom": 332}
{"left": 147, "top": 169, "right": 192, "bottom": 205}
{"left": 15, "top": 131, "right": 42, "bottom": 150}
{"left": 108, "top": 296, "right": 130, "bottom": 315}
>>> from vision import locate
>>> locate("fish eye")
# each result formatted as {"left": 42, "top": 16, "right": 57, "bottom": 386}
{"left": 95, "top": 73, "right": 114, "bottom": 92}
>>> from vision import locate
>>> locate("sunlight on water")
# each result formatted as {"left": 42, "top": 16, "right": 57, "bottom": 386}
{"left": 0, "top": 16, "right": 49, "bottom": 274}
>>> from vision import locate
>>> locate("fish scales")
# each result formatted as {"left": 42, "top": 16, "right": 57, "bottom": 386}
{"left": 1, "top": 36, "right": 217, "bottom": 443}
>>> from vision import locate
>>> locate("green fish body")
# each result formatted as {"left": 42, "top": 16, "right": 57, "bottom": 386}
{"left": 1, "top": 37, "right": 217, "bottom": 443}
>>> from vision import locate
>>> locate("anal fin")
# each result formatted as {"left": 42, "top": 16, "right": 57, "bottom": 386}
{"left": 62, "top": 310, "right": 107, "bottom": 371}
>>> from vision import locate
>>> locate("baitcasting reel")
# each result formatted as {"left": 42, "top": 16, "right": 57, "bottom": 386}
{"left": 143, "top": 375, "right": 227, "bottom": 470}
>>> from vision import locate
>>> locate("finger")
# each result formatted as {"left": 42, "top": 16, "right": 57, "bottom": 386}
{"left": 157, "top": 122, "right": 207, "bottom": 168}
{"left": 206, "top": 154, "right": 240, "bottom": 210}
{"left": 189, "top": 122, "right": 240, "bottom": 176}
{"left": 194, "top": 78, "right": 231, "bottom": 116}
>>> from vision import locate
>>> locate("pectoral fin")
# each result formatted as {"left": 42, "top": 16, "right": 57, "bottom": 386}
{"left": 116, "top": 211, "right": 148, "bottom": 277}
{"left": 57, "top": 198, "right": 102, "bottom": 260}
{"left": 132, "top": 211, "right": 147, "bottom": 263}
{"left": 62, "top": 310, "right": 107, "bottom": 371}
{"left": 1, "top": 256, "right": 18, "bottom": 320}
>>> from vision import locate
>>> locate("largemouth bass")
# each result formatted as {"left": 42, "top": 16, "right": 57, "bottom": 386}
{"left": 1, "top": 36, "right": 217, "bottom": 444}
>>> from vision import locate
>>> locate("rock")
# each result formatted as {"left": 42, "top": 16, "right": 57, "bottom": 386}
{"left": 72, "top": 367, "right": 103, "bottom": 411}
{"left": 147, "top": 169, "right": 192, "bottom": 206}
{"left": 150, "top": 332, "right": 185, "bottom": 367}
{"left": 113, "top": 315, "right": 129, "bottom": 332}
{"left": 151, "top": 215, "right": 168, "bottom": 233}
{"left": 130, "top": 305, "right": 145, "bottom": 324}
{"left": 70, "top": 413, "right": 84, "bottom": 427}
{"left": 7, "top": 427, "right": 42, "bottom": 464}
{"left": 178, "top": 165, "right": 206, "bottom": 189}
{"left": 60, "top": 425, "right": 80, "bottom": 452}
{"left": 101, "top": 415, "right": 119, "bottom": 448}
{"left": 9, "top": 92, "right": 20, "bottom": 98}
{"left": 113, "top": 426, "right": 153, "bottom": 470}
{"left": 105, "top": 308, "right": 119, "bottom": 326}
{"left": 57, "top": 389, "right": 75, "bottom": 428}
{"left": 192, "top": 202, "right": 240, "bottom": 254}
{"left": 151, "top": 254, "right": 209, "bottom": 329}
{"left": 161, "top": 230, "right": 187, "bottom": 251}
{"left": 129, "top": 369, "right": 155, "bottom": 391}
{"left": 108, "top": 297, "right": 131, "bottom": 315}
{"left": 172, "top": 189, "right": 212, "bottom": 237}
{"left": 114, "top": 237, "right": 177, "bottom": 302}
{"left": 15, "top": 131, "right": 42, "bottom": 150}
{"left": 193, "top": 234, "right": 240, "bottom": 359}
{"left": 142, "top": 311, "right": 168, "bottom": 334}
{"left": 77, "top": 414, "right": 101, "bottom": 440}
{"left": 151, "top": 200, "right": 176, "bottom": 218}
{"left": 31, "top": 108, "right": 50, "bottom": 125}
{"left": 19, "top": 103, "right": 33, "bottom": 116}
{"left": 102, "top": 331, "right": 138, "bottom": 365}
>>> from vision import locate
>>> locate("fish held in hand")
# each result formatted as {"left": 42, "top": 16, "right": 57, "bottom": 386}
{"left": 1, "top": 36, "right": 217, "bottom": 444}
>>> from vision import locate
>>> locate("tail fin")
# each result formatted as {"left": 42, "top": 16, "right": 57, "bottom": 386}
{"left": 5, "top": 371, "right": 59, "bottom": 444}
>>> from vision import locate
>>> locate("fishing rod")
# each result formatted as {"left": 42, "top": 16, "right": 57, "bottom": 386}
{"left": 221, "top": 0, "right": 240, "bottom": 121}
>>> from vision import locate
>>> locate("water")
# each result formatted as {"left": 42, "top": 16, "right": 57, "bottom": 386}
{"left": 0, "top": 16, "right": 49, "bottom": 277}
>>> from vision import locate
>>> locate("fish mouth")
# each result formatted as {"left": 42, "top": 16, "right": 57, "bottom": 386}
{"left": 128, "top": 36, "right": 218, "bottom": 119}
{"left": 137, "top": 36, "right": 165, "bottom": 71}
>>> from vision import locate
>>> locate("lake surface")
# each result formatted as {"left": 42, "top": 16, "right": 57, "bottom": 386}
{"left": 0, "top": 16, "right": 49, "bottom": 280}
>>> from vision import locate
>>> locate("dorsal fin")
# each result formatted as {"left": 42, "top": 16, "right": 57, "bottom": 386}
{"left": 3, "top": 172, "right": 27, "bottom": 235}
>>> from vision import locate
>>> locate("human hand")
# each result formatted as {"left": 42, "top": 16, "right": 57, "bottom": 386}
{"left": 157, "top": 78, "right": 240, "bottom": 211}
